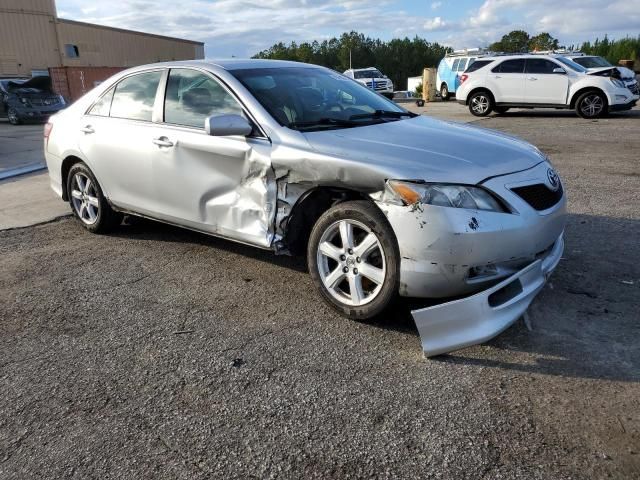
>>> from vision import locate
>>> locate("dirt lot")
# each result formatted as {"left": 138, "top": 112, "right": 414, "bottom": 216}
{"left": 1, "top": 104, "right": 639, "bottom": 479}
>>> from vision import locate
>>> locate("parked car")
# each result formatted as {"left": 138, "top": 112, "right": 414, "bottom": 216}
{"left": 44, "top": 59, "right": 566, "bottom": 356}
{"left": 456, "top": 54, "right": 639, "bottom": 118}
{"left": 343, "top": 67, "right": 394, "bottom": 99}
{"left": 565, "top": 54, "right": 639, "bottom": 95}
{"left": 436, "top": 49, "right": 484, "bottom": 100}
{"left": 0, "top": 76, "right": 66, "bottom": 125}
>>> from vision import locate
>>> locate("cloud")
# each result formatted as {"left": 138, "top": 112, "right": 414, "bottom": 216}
{"left": 54, "top": 0, "right": 640, "bottom": 56}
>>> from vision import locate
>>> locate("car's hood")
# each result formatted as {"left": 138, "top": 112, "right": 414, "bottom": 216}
{"left": 586, "top": 66, "right": 636, "bottom": 80}
{"left": 7, "top": 76, "right": 53, "bottom": 93}
{"left": 302, "top": 115, "right": 546, "bottom": 184}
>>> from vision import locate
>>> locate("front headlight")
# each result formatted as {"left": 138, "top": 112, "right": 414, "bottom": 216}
{"left": 610, "top": 77, "right": 626, "bottom": 88}
{"left": 388, "top": 180, "right": 505, "bottom": 212}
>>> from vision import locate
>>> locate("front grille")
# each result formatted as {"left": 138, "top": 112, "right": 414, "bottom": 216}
{"left": 365, "top": 81, "right": 388, "bottom": 90}
{"left": 628, "top": 82, "right": 639, "bottom": 95}
{"left": 511, "top": 183, "right": 563, "bottom": 211}
{"left": 27, "top": 97, "right": 60, "bottom": 106}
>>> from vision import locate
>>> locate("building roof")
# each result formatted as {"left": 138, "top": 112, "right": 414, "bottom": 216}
{"left": 57, "top": 18, "right": 204, "bottom": 45}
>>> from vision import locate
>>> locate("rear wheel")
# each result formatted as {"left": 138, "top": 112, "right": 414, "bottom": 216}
{"left": 67, "top": 162, "right": 122, "bottom": 233}
{"left": 576, "top": 90, "right": 607, "bottom": 119}
{"left": 307, "top": 200, "right": 399, "bottom": 319}
{"left": 468, "top": 91, "right": 493, "bottom": 117}
{"left": 440, "top": 83, "right": 450, "bottom": 101}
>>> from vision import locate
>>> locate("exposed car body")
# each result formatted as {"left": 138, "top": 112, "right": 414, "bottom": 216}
{"left": 343, "top": 67, "right": 394, "bottom": 98}
{"left": 0, "top": 76, "right": 66, "bottom": 124}
{"left": 456, "top": 54, "right": 639, "bottom": 118}
{"left": 44, "top": 59, "right": 566, "bottom": 356}
{"left": 565, "top": 54, "right": 639, "bottom": 95}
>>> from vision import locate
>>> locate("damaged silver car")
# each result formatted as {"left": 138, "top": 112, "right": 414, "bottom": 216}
{"left": 44, "top": 60, "right": 566, "bottom": 356}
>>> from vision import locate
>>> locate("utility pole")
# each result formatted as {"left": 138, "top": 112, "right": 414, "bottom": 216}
{"left": 349, "top": 48, "right": 352, "bottom": 69}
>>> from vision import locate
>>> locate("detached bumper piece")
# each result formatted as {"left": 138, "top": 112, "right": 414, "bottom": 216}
{"left": 412, "top": 235, "right": 563, "bottom": 357}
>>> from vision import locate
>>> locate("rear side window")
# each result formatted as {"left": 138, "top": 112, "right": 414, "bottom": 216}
{"left": 465, "top": 60, "right": 492, "bottom": 73}
{"left": 88, "top": 87, "right": 114, "bottom": 116}
{"left": 110, "top": 71, "right": 162, "bottom": 122}
{"left": 492, "top": 59, "right": 525, "bottom": 74}
{"left": 164, "top": 68, "right": 243, "bottom": 129}
{"left": 456, "top": 59, "right": 468, "bottom": 71}
{"left": 452, "top": 59, "right": 461, "bottom": 71}
{"left": 525, "top": 59, "right": 559, "bottom": 74}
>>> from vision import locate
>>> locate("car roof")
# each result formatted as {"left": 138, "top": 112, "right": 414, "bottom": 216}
{"left": 127, "top": 59, "right": 324, "bottom": 73}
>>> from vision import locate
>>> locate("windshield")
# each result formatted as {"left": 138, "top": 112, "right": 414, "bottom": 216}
{"left": 353, "top": 69, "right": 384, "bottom": 79}
{"left": 231, "top": 67, "right": 410, "bottom": 131}
{"left": 555, "top": 57, "right": 588, "bottom": 73}
{"left": 572, "top": 56, "right": 613, "bottom": 68}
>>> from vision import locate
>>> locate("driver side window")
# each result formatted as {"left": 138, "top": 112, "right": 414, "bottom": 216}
{"left": 164, "top": 68, "right": 243, "bottom": 129}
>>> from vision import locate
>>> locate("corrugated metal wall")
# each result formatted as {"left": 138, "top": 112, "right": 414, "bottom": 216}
{"left": 0, "top": 0, "right": 204, "bottom": 78}
{"left": 57, "top": 20, "right": 203, "bottom": 67}
{"left": 0, "top": 1, "right": 60, "bottom": 77}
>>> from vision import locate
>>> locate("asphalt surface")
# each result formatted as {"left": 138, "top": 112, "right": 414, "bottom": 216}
{"left": 1, "top": 103, "right": 639, "bottom": 479}
{"left": 0, "top": 120, "right": 45, "bottom": 174}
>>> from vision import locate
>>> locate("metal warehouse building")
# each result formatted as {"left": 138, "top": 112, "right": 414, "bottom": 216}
{"left": 0, "top": 0, "right": 204, "bottom": 100}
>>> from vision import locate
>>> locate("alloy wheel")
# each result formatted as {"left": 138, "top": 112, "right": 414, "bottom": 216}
{"left": 7, "top": 108, "right": 19, "bottom": 124}
{"left": 581, "top": 94, "right": 604, "bottom": 117}
{"left": 316, "top": 219, "right": 386, "bottom": 307}
{"left": 70, "top": 173, "right": 100, "bottom": 225}
{"left": 471, "top": 95, "right": 489, "bottom": 114}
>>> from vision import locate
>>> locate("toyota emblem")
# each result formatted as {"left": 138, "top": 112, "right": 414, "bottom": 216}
{"left": 547, "top": 168, "right": 560, "bottom": 191}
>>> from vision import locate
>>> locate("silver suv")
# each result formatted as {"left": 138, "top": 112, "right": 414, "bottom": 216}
{"left": 44, "top": 59, "right": 565, "bottom": 356}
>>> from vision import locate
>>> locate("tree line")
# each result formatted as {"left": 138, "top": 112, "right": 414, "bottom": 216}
{"left": 253, "top": 31, "right": 450, "bottom": 90}
{"left": 253, "top": 31, "right": 640, "bottom": 90}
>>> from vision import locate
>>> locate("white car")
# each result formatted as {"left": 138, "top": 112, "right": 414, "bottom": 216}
{"left": 565, "top": 54, "right": 639, "bottom": 95}
{"left": 343, "top": 67, "right": 394, "bottom": 98}
{"left": 44, "top": 59, "right": 566, "bottom": 356}
{"left": 456, "top": 54, "right": 639, "bottom": 118}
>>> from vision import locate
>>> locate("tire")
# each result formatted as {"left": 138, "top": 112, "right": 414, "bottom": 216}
{"left": 494, "top": 106, "right": 510, "bottom": 114}
{"left": 440, "top": 84, "right": 450, "bottom": 101}
{"left": 468, "top": 90, "right": 493, "bottom": 117}
{"left": 575, "top": 90, "right": 607, "bottom": 119}
{"left": 307, "top": 200, "right": 400, "bottom": 320}
{"left": 416, "top": 99, "right": 425, "bottom": 107}
{"left": 7, "top": 108, "right": 21, "bottom": 125}
{"left": 66, "top": 162, "right": 122, "bottom": 233}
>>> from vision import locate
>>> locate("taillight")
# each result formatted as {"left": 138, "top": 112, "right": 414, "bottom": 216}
{"left": 460, "top": 74, "right": 469, "bottom": 84}
{"left": 44, "top": 122, "right": 53, "bottom": 149}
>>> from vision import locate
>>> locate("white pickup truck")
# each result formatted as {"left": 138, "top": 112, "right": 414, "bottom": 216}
{"left": 343, "top": 68, "right": 394, "bottom": 99}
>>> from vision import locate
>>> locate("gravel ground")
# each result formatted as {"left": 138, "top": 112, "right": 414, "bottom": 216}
{"left": 1, "top": 105, "right": 639, "bottom": 479}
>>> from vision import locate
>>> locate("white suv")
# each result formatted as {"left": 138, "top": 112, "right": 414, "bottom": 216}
{"left": 456, "top": 54, "right": 639, "bottom": 118}
{"left": 343, "top": 67, "right": 394, "bottom": 99}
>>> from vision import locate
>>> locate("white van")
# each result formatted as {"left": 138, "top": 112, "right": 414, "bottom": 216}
{"left": 436, "top": 48, "right": 487, "bottom": 100}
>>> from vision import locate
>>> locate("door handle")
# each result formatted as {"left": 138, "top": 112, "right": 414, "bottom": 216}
{"left": 527, "top": 77, "right": 538, "bottom": 81}
{"left": 152, "top": 137, "right": 174, "bottom": 148}
{"left": 80, "top": 125, "right": 94, "bottom": 134}
{"left": 494, "top": 75, "right": 502, "bottom": 79}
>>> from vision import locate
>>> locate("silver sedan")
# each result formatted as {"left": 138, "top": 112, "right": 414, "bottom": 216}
{"left": 44, "top": 59, "right": 566, "bottom": 356}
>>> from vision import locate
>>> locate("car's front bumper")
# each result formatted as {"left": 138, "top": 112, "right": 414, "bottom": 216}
{"left": 412, "top": 234, "right": 563, "bottom": 357}
{"left": 609, "top": 98, "right": 638, "bottom": 111}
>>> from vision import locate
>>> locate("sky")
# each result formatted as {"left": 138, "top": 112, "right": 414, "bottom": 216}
{"left": 55, "top": 0, "right": 640, "bottom": 58}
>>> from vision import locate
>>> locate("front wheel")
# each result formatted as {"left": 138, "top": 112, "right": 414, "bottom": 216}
{"left": 576, "top": 91, "right": 607, "bottom": 119}
{"left": 67, "top": 162, "right": 122, "bottom": 233}
{"left": 307, "top": 200, "right": 400, "bottom": 319}
{"left": 7, "top": 108, "right": 21, "bottom": 125}
{"left": 468, "top": 91, "right": 493, "bottom": 117}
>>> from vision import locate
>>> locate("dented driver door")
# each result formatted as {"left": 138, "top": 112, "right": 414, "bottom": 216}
{"left": 146, "top": 67, "right": 276, "bottom": 248}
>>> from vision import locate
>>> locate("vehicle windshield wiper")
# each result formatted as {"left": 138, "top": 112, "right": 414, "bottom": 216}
{"left": 289, "top": 117, "right": 361, "bottom": 130}
{"left": 348, "top": 110, "right": 415, "bottom": 120}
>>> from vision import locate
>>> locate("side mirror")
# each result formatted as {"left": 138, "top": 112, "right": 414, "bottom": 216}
{"left": 552, "top": 67, "right": 566, "bottom": 74}
{"left": 205, "top": 114, "right": 252, "bottom": 137}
